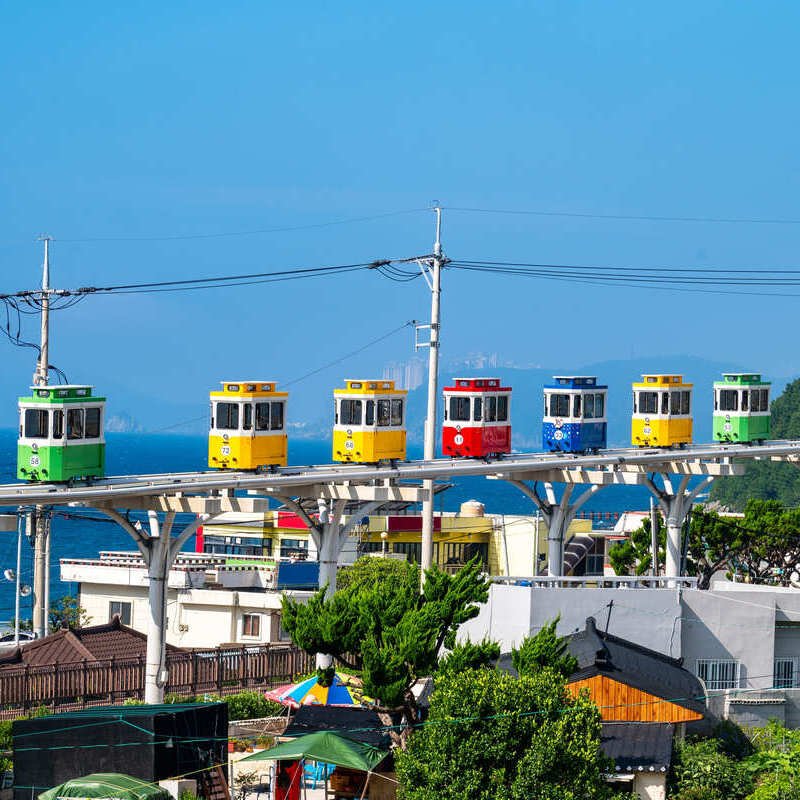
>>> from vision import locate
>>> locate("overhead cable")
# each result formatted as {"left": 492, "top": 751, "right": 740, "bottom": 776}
{"left": 445, "top": 205, "right": 800, "bottom": 226}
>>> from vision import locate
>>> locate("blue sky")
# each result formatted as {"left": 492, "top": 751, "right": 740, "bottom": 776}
{"left": 1, "top": 2, "right": 799, "bottom": 427}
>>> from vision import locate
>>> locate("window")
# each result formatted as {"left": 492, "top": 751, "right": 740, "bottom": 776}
{"left": 391, "top": 399, "right": 403, "bottom": 426}
{"left": 109, "top": 601, "right": 132, "bottom": 625}
{"left": 85, "top": 408, "right": 101, "bottom": 438}
{"left": 584, "top": 393, "right": 595, "bottom": 419}
{"left": 637, "top": 391, "right": 658, "bottom": 415}
{"left": 255, "top": 402, "right": 269, "bottom": 431}
{"left": 449, "top": 396, "right": 470, "bottom": 422}
{"left": 53, "top": 410, "right": 64, "bottom": 439}
{"left": 661, "top": 392, "right": 670, "bottom": 415}
{"left": 573, "top": 395, "right": 581, "bottom": 418}
{"left": 215, "top": 402, "right": 239, "bottom": 430}
{"left": 377, "top": 399, "right": 391, "bottom": 426}
{"left": 473, "top": 397, "right": 482, "bottom": 422}
{"left": 497, "top": 395, "right": 508, "bottom": 422}
{"left": 67, "top": 408, "right": 84, "bottom": 439}
{"left": 242, "top": 404, "right": 253, "bottom": 431}
{"left": 681, "top": 391, "right": 691, "bottom": 415}
{"left": 270, "top": 401, "right": 284, "bottom": 430}
{"left": 242, "top": 613, "right": 261, "bottom": 638}
{"left": 697, "top": 659, "right": 740, "bottom": 690}
{"left": 774, "top": 658, "right": 798, "bottom": 689}
{"left": 365, "top": 400, "right": 375, "bottom": 425}
{"left": 751, "top": 389, "right": 769, "bottom": 413}
{"left": 486, "top": 396, "right": 497, "bottom": 422}
{"left": 719, "top": 390, "right": 738, "bottom": 412}
{"left": 280, "top": 538, "right": 308, "bottom": 559}
{"left": 24, "top": 409, "right": 49, "bottom": 439}
{"left": 595, "top": 393, "right": 605, "bottom": 418}
{"left": 549, "top": 394, "right": 570, "bottom": 417}
{"left": 340, "top": 399, "right": 362, "bottom": 426}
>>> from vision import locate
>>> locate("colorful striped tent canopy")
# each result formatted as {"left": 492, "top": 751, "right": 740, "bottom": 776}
{"left": 265, "top": 672, "right": 363, "bottom": 708}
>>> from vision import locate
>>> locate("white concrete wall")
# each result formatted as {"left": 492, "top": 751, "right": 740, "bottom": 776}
{"left": 633, "top": 773, "right": 667, "bottom": 800}
{"left": 681, "top": 589, "right": 775, "bottom": 690}
{"left": 77, "top": 582, "right": 308, "bottom": 649}
{"left": 459, "top": 584, "right": 683, "bottom": 657}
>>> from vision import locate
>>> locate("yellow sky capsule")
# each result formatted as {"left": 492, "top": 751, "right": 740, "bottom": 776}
{"left": 332, "top": 379, "right": 407, "bottom": 463}
{"left": 631, "top": 374, "right": 693, "bottom": 448}
{"left": 208, "top": 381, "right": 288, "bottom": 470}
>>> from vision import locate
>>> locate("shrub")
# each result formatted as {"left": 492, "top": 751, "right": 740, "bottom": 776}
{"left": 672, "top": 739, "right": 753, "bottom": 800}
{"left": 225, "top": 691, "right": 283, "bottom": 721}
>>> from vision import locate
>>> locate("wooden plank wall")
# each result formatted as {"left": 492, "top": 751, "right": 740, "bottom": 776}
{"left": 568, "top": 675, "right": 702, "bottom": 723}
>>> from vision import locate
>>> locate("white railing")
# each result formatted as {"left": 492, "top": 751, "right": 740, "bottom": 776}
{"left": 491, "top": 575, "right": 698, "bottom": 589}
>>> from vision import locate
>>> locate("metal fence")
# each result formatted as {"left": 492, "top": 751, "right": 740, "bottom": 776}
{"left": 0, "top": 644, "right": 315, "bottom": 719}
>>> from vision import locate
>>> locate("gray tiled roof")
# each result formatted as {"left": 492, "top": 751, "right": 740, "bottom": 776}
{"left": 601, "top": 722, "right": 673, "bottom": 772}
{"left": 566, "top": 617, "right": 706, "bottom": 716}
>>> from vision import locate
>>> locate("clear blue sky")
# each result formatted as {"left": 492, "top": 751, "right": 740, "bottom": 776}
{"left": 1, "top": 2, "right": 799, "bottom": 427}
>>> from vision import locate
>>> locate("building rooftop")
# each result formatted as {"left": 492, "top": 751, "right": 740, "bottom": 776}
{"left": 0, "top": 617, "right": 184, "bottom": 668}
{"left": 566, "top": 617, "right": 706, "bottom": 717}
{"left": 601, "top": 722, "right": 673, "bottom": 773}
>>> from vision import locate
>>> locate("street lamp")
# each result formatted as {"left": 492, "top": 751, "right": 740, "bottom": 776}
{"left": 2, "top": 514, "right": 32, "bottom": 644}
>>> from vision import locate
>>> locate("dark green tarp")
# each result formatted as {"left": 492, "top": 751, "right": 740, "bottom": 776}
{"left": 38, "top": 773, "right": 172, "bottom": 800}
{"left": 240, "top": 731, "right": 388, "bottom": 772}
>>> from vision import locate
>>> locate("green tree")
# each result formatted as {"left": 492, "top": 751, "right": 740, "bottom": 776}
{"left": 511, "top": 617, "right": 578, "bottom": 678}
{"left": 395, "top": 667, "right": 614, "bottom": 800}
{"left": 437, "top": 638, "right": 500, "bottom": 677}
{"left": 48, "top": 595, "right": 91, "bottom": 630}
{"left": 281, "top": 556, "right": 489, "bottom": 712}
{"left": 608, "top": 516, "right": 665, "bottom": 577}
{"left": 609, "top": 503, "right": 800, "bottom": 589}
{"left": 712, "top": 377, "right": 800, "bottom": 510}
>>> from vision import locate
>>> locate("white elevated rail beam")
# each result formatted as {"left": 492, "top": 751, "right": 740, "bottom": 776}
{"left": 0, "top": 439, "right": 797, "bottom": 505}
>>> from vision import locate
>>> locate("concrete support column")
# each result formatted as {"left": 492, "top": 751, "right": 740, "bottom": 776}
{"left": 99, "top": 507, "right": 207, "bottom": 705}
{"left": 143, "top": 511, "right": 174, "bottom": 705}
{"left": 506, "top": 480, "right": 602, "bottom": 579}
{"left": 645, "top": 474, "right": 714, "bottom": 583}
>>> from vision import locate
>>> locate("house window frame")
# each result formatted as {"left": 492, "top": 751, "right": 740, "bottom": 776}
{"left": 696, "top": 658, "right": 740, "bottom": 691}
{"left": 242, "top": 613, "right": 262, "bottom": 639}
{"left": 774, "top": 657, "right": 799, "bottom": 689}
{"left": 109, "top": 600, "right": 132, "bottom": 626}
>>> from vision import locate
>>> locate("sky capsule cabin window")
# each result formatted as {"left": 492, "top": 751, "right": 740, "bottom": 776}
{"left": 340, "top": 399, "right": 362, "bottom": 426}
{"left": 67, "top": 408, "right": 84, "bottom": 439}
{"left": 449, "top": 396, "right": 470, "bottom": 422}
{"left": 216, "top": 402, "right": 239, "bottom": 430}
{"left": 85, "top": 408, "right": 101, "bottom": 439}
{"left": 271, "top": 401, "right": 284, "bottom": 430}
{"left": 391, "top": 399, "right": 403, "bottom": 426}
{"left": 549, "top": 394, "right": 569, "bottom": 417}
{"left": 24, "top": 409, "right": 48, "bottom": 439}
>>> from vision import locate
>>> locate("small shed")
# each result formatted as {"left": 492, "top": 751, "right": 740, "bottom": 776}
{"left": 12, "top": 703, "right": 228, "bottom": 800}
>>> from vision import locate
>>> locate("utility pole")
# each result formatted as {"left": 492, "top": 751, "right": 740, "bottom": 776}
{"left": 34, "top": 236, "right": 51, "bottom": 387}
{"left": 32, "top": 236, "right": 53, "bottom": 639}
{"left": 419, "top": 208, "right": 443, "bottom": 588}
{"left": 650, "top": 497, "right": 659, "bottom": 577}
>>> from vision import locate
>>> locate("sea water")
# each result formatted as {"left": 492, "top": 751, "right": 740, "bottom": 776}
{"left": 0, "top": 430, "right": 654, "bottom": 623}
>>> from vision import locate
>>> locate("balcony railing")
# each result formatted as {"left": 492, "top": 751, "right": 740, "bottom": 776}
{"left": 491, "top": 575, "right": 699, "bottom": 589}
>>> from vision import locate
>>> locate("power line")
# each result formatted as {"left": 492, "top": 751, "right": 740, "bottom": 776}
{"left": 449, "top": 261, "right": 800, "bottom": 299}
{"left": 445, "top": 205, "right": 800, "bottom": 226}
{"left": 281, "top": 321, "right": 417, "bottom": 388}
{"left": 45, "top": 208, "right": 430, "bottom": 244}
